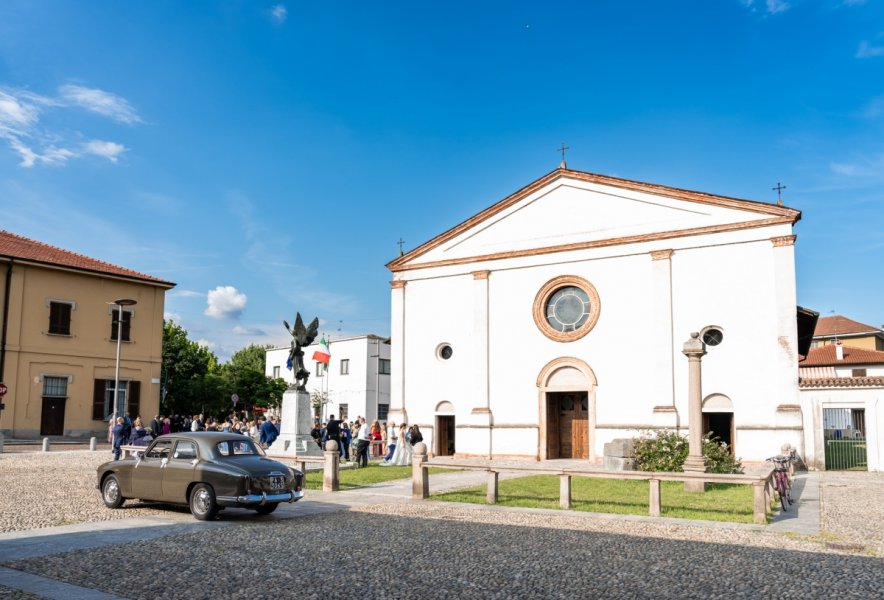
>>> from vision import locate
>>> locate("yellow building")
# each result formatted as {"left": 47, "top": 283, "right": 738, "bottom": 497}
{"left": 812, "top": 315, "right": 884, "bottom": 352}
{"left": 0, "top": 231, "right": 175, "bottom": 439}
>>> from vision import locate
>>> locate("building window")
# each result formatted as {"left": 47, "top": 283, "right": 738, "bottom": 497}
{"left": 437, "top": 344, "right": 453, "bottom": 360}
{"left": 532, "top": 275, "right": 601, "bottom": 342}
{"left": 48, "top": 301, "right": 72, "bottom": 335}
{"left": 43, "top": 376, "right": 68, "bottom": 397}
{"left": 378, "top": 404, "right": 389, "bottom": 421}
{"left": 110, "top": 310, "right": 133, "bottom": 342}
{"left": 340, "top": 359, "right": 349, "bottom": 375}
{"left": 316, "top": 362, "right": 326, "bottom": 377}
{"left": 852, "top": 368, "right": 867, "bottom": 377}
{"left": 339, "top": 403, "right": 349, "bottom": 420}
{"left": 272, "top": 366, "right": 280, "bottom": 378}
{"left": 379, "top": 358, "right": 391, "bottom": 375}
{"left": 92, "top": 379, "right": 141, "bottom": 421}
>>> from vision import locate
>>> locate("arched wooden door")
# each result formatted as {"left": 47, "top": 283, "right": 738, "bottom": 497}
{"left": 547, "top": 392, "right": 589, "bottom": 459}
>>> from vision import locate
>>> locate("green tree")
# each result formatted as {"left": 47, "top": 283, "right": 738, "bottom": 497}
{"left": 221, "top": 343, "right": 286, "bottom": 411}
{"left": 161, "top": 320, "right": 219, "bottom": 416}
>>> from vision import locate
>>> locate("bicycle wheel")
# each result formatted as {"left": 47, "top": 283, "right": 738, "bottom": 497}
{"left": 777, "top": 474, "right": 788, "bottom": 511}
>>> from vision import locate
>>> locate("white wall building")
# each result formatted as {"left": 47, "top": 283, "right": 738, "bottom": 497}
{"left": 266, "top": 334, "right": 391, "bottom": 424}
{"left": 387, "top": 167, "right": 805, "bottom": 464}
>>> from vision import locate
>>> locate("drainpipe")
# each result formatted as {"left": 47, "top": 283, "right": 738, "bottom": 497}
{"left": 0, "top": 258, "right": 12, "bottom": 383}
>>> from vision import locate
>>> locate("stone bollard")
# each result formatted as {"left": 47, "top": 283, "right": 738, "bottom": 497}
{"left": 90, "top": 437, "right": 98, "bottom": 451}
{"left": 0, "top": 432, "right": 4, "bottom": 454}
{"left": 781, "top": 443, "right": 794, "bottom": 476}
{"left": 412, "top": 442, "right": 429, "bottom": 499}
{"left": 323, "top": 440, "right": 340, "bottom": 492}
{"left": 42, "top": 437, "right": 50, "bottom": 452}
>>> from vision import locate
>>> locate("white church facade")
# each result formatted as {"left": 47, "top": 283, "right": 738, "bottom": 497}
{"left": 387, "top": 167, "right": 805, "bottom": 464}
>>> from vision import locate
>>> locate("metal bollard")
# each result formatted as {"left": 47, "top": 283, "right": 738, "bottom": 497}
{"left": 42, "top": 437, "right": 50, "bottom": 452}
{"left": 90, "top": 437, "right": 98, "bottom": 451}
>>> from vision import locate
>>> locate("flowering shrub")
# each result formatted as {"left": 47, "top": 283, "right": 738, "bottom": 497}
{"left": 632, "top": 430, "right": 743, "bottom": 474}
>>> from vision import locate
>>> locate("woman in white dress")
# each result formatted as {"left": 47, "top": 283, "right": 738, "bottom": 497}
{"left": 382, "top": 423, "right": 413, "bottom": 466}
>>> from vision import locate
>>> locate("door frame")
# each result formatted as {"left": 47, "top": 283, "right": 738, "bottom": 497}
{"left": 537, "top": 357, "right": 597, "bottom": 462}
{"left": 40, "top": 397, "right": 66, "bottom": 436}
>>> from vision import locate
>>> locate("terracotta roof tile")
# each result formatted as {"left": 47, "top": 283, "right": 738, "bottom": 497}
{"left": 799, "top": 345, "right": 884, "bottom": 367}
{"left": 814, "top": 315, "right": 882, "bottom": 337}
{"left": 799, "top": 376, "right": 884, "bottom": 389}
{"left": 0, "top": 230, "right": 175, "bottom": 287}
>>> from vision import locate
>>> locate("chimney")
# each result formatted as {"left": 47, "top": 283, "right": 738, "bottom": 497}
{"left": 835, "top": 340, "right": 844, "bottom": 361}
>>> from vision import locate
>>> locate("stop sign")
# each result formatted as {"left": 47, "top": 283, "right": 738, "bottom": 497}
{"left": 0, "top": 383, "right": 7, "bottom": 397}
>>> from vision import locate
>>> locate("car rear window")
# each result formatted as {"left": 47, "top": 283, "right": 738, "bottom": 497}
{"left": 216, "top": 439, "right": 265, "bottom": 457}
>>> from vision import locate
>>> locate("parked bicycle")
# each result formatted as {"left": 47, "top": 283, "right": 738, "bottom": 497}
{"left": 766, "top": 454, "right": 794, "bottom": 511}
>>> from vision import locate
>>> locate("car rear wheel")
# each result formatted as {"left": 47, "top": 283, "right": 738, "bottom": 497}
{"left": 254, "top": 503, "right": 279, "bottom": 515}
{"left": 189, "top": 483, "right": 218, "bottom": 520}
{"left": 101, "top": 474, "right": 125, "bottom": 509}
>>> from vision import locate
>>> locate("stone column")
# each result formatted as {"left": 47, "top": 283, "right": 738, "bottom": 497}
{"left": 323, "top": 440, "right": 340, "bottom": 492}
{"left": 682, "top": 332, "right": 707, "bottom": 492}
{"left": 412, "top": 442, "right": 428, "bottom": 499}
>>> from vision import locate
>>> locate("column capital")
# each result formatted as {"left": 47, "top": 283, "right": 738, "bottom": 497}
{"left": 682, "top": 332, "right": 707, "bottom": 358}
{"left": 770, "top": 235, "right": 796, "bottom": 247}
{"left": 472, "top": 270, "right": 491, "bottom": 280}
{"left": 650, "top": 249, "right": 674, "bottom": 261}
{"left": 390, "top": 280, "right": 407, "bottom": 289}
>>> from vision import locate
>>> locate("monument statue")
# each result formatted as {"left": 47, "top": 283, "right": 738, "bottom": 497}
{"left": 284, "top": 313, "right": 319, "bottom": 391}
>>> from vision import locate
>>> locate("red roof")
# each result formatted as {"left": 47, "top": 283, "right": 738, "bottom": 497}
{"left": 0, "top": 230, "right": 175, "bottom": 287}
{"left": 799, "top": 345, "right": 884, "bottom": 367}
{"left": 814, "top": 315, "right": 882, "bottom": 338}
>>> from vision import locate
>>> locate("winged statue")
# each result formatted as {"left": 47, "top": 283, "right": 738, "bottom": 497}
{"left": 284, "top": 313, "right": 320, "bottom": 391}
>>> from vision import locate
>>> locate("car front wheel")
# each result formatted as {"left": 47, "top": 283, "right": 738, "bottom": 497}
{"left": 254, "top": 503, "right": 279, "bottom": 515}
{"left": 101, "top": 474, "right": 125, "bottom": 509}
{"left": 189, "top": 483, "right": 218, "bottom": 520}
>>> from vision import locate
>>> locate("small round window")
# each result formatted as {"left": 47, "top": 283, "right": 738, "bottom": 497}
{"left": 437, "top": 344, "right": 453, "bottom": 360}
{"left": 533, "top": 275, "right": 600, "bottom": 342}
{"left": 702, "top": 327, "right": 724, "bottom": 347}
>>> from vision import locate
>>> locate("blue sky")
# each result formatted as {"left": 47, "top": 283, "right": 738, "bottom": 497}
{"left": 1, "top": 0, "right": 882, "bottom": 360}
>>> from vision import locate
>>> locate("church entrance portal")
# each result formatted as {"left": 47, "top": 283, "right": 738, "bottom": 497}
{"left": 436, "top": 415, "right": 455, "bottom": 456}
{"left": 546, "top": 392, "right": 589, "bottom": 459}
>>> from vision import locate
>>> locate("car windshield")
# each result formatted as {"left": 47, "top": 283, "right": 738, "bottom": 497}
{"left": 215, "top": 439, "right": 266, "bottom": 457}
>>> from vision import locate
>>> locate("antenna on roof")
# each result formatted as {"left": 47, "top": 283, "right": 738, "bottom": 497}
{"left": 556, "top": 142, "right": 570, "bottom": 169}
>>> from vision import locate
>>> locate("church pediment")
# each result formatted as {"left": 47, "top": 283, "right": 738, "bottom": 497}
{"left": 388, "top": 168, "right": 800, "bottom": 272}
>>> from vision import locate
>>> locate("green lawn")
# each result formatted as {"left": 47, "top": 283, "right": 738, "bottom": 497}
{"left": 303, "top": 464, "right": 450, "bottom": 490}
{"left": 433, "top": 475, "right": 757, "bottom": 524}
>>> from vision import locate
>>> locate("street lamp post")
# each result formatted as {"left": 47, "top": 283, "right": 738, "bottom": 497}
{"left": 110, "top": 298, "right": 137, "bottom": 425}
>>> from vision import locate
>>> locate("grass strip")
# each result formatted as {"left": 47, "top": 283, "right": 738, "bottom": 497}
{"left": 434, "top": 475, "right": 756, "bottom": 524}
{"left": 303, "top": 464, "right": 451, "bottom": 490}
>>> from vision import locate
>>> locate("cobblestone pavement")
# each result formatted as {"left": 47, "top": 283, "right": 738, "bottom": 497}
{"left": 1, "top": 450, "right": 882, "bottom": 599}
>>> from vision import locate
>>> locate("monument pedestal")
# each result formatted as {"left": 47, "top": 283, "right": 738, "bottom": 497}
{"left": 272, "top": 389, "right": 322, "bottom": 457}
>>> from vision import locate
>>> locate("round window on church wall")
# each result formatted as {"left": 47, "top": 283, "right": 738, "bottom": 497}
{"left": 532, "top": 275, "right": 601, "bottom": 342}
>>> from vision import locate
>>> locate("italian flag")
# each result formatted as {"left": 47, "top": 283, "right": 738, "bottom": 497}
{"left": 312, "top": 336, "right": 331, "bottom": 365}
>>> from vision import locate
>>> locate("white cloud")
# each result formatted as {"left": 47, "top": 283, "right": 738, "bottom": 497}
{"left": 0, "top": 85, "right": 137, "bottom": 167}
{"left": 164, "top": 312, "right": 183, "bottom": 323}
{"left": 829, "top": 154, "right": 884, "bottom": 179}
{"left": 232, "top": 325, "right": 267, "bottom": 336}
{"left": 740, "top": 0, "right": 790, "bottom": 13}
{"left": 58, "top": 84, "right": 142, "bottom": 124}
{"left": 205, "top": 285, "right": 248, "bottom": 320}
{"left": 173, "top": 290, "right": 206, "bottom": 299}
{"left": 82, "top": 139, "right": 126, "bottom": 163}
{"left": 195, "top": 338, "right": 216, "bottom": 351}
{"left": 856, "top": 40, "right": 884, "bottom": 59}
{"left": 271, "top": 4, "right": 288, "bottom": 23}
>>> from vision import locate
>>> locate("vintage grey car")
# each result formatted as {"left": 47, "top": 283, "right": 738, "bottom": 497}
{"left": 96, "top": 432, "right": 304, "bottom": 520}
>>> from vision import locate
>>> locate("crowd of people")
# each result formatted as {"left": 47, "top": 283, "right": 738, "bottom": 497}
{"left": 311, "top": 416, "right": 423, "bottom": 467}
{"left": 109, "top": 411, "right": 281, "bottom": 460}
{"left": 109, "top": 410, "right": 425, "bottom": 466}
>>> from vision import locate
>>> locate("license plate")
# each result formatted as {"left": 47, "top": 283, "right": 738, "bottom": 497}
{"left": 271, "top": 476, "right": 284, "bottom": 490}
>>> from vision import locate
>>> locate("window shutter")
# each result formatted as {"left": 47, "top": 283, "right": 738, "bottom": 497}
{"left": 128, "top": 380, "right": 141, "bottom": 419}
{"left": 92, "top": 380, "right": 105, "bottom": 420}
{"left": 122, "top": 312, "right": 132, "bottom": 341}
{"left": 49, "top": 302, "right": 71, "bottom": 335}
